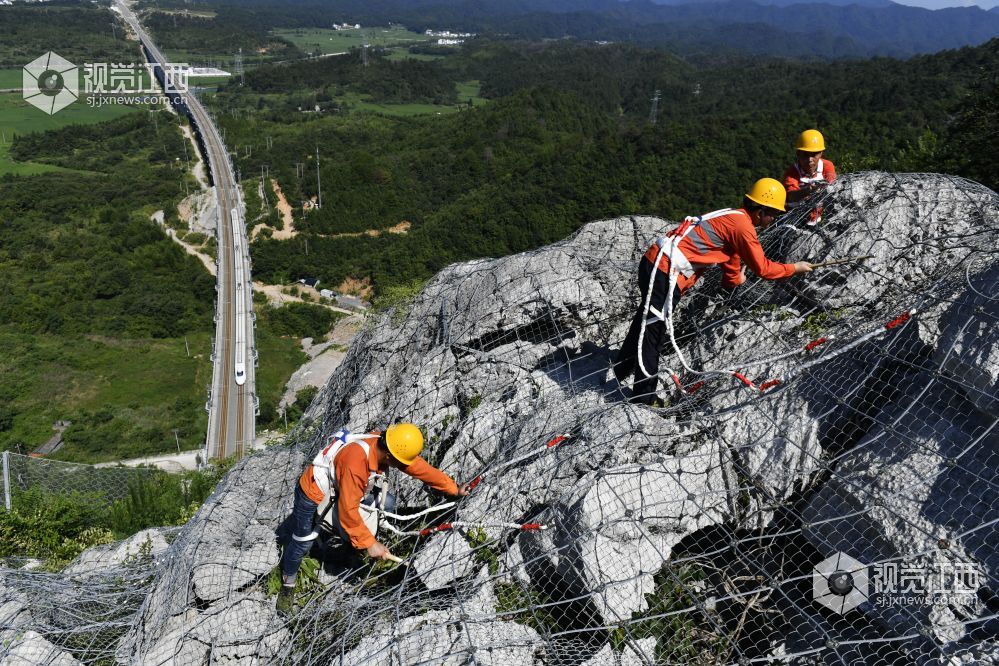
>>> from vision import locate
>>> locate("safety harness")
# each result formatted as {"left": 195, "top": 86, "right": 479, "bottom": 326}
{"left": 636, "top": 208, "right": 786, "bottom": 398}
{"left": 787, "top": 159, "right": 826, "bottom": 212}
{"left": 635, "top": 209, "right": 734, "bottom": 380}
{"left": 293, "top": 430, "right": 386, "bottom": 543}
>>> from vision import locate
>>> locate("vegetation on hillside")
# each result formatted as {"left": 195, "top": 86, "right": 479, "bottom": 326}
{"left": 0, "top": 458, "right": 235, "bottom": 570}
{"left": 0, "top": 111, "right": 214, "bottom": 461}
{"left": 143, "top": 7, "right": 301, "bottom": 61}
{"left": 2, "top": 1, "right": 996, "bottom": 469}
{"left": 133, "top": 0, "right": 999, "bottom": 59}
{"left": 199, "top": 37, "right": 998, "bottom": 299}
{"left": 0, "top": 0, "right": 137, "bottom": 68}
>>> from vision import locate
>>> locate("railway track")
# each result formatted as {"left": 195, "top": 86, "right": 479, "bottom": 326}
{"left": 114, "top": 0, "right": 255, "bottom": 461}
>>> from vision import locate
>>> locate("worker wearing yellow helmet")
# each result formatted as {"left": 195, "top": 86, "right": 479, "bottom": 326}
{"left": 277, "top": 423, "right": 468, "bottom": 615}
{"left": 783, "top": 129, "right": 838, "bottom": 224}
{"left": 613, "top": 179, "right": 813, "bottom": 405}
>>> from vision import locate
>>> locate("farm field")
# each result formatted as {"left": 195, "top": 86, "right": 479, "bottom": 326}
{"left": 0, "top": 92, "right": 143, "bottom": 175}
{"left": 273, "top": 26, "right": 427, "bottom": 55}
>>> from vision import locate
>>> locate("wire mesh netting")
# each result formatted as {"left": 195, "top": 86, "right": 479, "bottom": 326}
{"left": 2, "top": 452, "right": 163, "bottom": 510}
{"left": 2, "top": 171, "right": 997, "bottom": 665}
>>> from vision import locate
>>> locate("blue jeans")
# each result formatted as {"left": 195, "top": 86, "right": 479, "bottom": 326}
{"left": 279, "top": 484, "right": 319, "bottom": 584}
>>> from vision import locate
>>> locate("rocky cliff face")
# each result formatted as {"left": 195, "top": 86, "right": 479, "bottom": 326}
{"left": 3, "top": 172, "right": 997, "bottom": 666}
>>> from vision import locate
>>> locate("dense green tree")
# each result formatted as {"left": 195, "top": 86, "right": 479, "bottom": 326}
{"left": 214, "top": 36, "right": 999, "bottom": 298}
{"left": 940, "top": 74, "right": 999, "bottom": 191}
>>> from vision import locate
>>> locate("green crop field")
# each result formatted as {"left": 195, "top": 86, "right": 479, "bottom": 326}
{"left": 350, "top": 98, "right": 458, "bottom": 117}
{"left": 455, "top": 80, "right": 486, "bottom": 107}
{"left": 0, "top": 93, "right": 144, "bottom": 175}
{"left": 273, "top": 26, "right": 427, "bottom": 55}
{"left": 332, "top": 82, "right": 486, "bottom": 117}
{"left": 0, "top": 330, "right": 213, "bottom": 462}
{"left": 331, "top": 90, "right": 458, "bottom": 117}
{"left": 253, "top": 323, "right": 308, "bottom": 424}
{"left": 0, "top": 69, "right": 21, "bottom": 90}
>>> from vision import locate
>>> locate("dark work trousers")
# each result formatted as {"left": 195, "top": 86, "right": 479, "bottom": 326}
{"left": 279, "top": 483, "right": 320, "bottom": 584}
{"left": 614, "top": 256, "right": 682, "bottom": 404}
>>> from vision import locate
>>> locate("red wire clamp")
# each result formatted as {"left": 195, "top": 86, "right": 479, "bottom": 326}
{"left": 733, "top": 372, "right": 755, "bottom": 389}
{"left": 804, "top": 337, "right": 828, "bottom": 352}
{"left": 759, "top": 379, "right": 781, "bottom": 391}
{"left": 419, "top": 523, "right": 454, "bottom": 537}
{"left": 520, "top": 523, "right": 545, "bottom": 531}
{"left": 466, "top": 475, "right": 483, "bottom": 492}
{"left": 885, "top": 311, "right": 912, "bottom": 330}
{"left": 686, "top": 380, "right": 705, "bottom": 394}
{"left": 545, "top": 434, "right": 570, "bottom": 448}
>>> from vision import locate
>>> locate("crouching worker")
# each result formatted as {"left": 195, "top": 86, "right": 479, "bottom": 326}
{"left": 613, "top": 178, "right": 813, "bottom": 405}
{"left": 277, "top": 423, "right": 467, "bottom": 615}
{"left": 783, "top": 129, "right": 837, "bottom": 225}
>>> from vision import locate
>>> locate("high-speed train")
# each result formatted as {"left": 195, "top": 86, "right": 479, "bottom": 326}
{"left": 231, "top": 208, "right": 247, "bottom": 386}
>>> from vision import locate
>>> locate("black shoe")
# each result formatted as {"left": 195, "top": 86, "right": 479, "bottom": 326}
{"left": 276, "top": 585, "right": 295, "bottom": 617}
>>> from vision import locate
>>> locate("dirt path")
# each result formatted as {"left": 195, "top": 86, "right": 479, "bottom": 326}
{"left": 252, "top": 281, "right": 354, "bottom": 314}
{"left": 179, "top": 125, "right": 209, "bottom": 189}
{"left": 316, "top": 220, "right": 411, "bottom": 240}
{"left": 251, "top": 179, "right": 299, "bottom": 240}
{"left": 151, "top": 210, "right": 217, "bottom": 276}
{"left": 270, "top": 179, "right": 296, "bottom": 239}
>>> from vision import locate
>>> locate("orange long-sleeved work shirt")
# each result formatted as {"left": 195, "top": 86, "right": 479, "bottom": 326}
{"left": 783, "top": 160, "right": 837, "bottom": 224}
{"left": 644, "top": 208, "right": 795, "bottom": 291}
{"left": 782, "top": 159, "right": 837, "bottom": 194}
{"left": 298, "top": 435, "right": 459, "bottom": 549}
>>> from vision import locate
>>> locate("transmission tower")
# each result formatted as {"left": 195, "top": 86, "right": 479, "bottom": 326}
{"left": 362, "top": 42, "right": 369, "bottom": 67}
{"left": 648, "top": 89, "right": 661, "bottom": 125}
{"left": 235, "top": 48, "right": 245, "bottom": 86}
{"left": 315, "top": 145, "right": 323, "bottom": 210}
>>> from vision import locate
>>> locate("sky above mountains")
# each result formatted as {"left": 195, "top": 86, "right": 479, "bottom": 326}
{"left": 894, "top": 1, "right": 999, "bottom": 8}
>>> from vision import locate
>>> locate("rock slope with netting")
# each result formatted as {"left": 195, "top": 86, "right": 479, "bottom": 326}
{"left": 2, "top": 172, "right": 997, "bottom": 665}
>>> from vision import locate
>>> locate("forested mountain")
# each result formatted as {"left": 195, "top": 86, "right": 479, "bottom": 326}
{"left": 207, "top": 35, "right": 998, "bottom": 298}
{"left": 0, "top": 0, "right": 137, "bottom": 68}
{"left": 141, "top": 0, "right": 999, "bottom": 58}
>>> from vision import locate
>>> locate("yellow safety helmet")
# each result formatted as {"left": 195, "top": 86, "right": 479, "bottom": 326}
{"left": 796, "top": 129, "right": 826, "bottom": 153}
{"left": 384, "top": 423, "right": 424, "bottom": 465}
{"left": 745, "top": 178, "right": 787, "bottom": 212}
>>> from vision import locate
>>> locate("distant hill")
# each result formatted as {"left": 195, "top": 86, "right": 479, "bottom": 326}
{"left": 650, "top": 0, "right": 894, "bottom": 5}
{"left": 435, "top": 0, "right": 999, "bottom": 57}
{"left": 163, "top": 0, "right": 999, "bottom": 59}
{"left": 209, "top": 0, "right": 999, "bottom": 58}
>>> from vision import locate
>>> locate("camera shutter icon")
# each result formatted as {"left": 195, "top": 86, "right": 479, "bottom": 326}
{"left": 813, "top": 551, "right": 869, "bottom": 615}
{"left": 23, "top": 52, "right": 79, "bottom": 115}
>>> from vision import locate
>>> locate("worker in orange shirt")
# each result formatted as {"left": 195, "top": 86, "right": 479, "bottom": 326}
{"left": 783, "top": 129, "right": 837, "bottom": 225}
{"left": 613, "top": 178, "right": 813, "bottom": 405}
{"left": 277, "top": 423, "right": 467, "bottom": 615}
